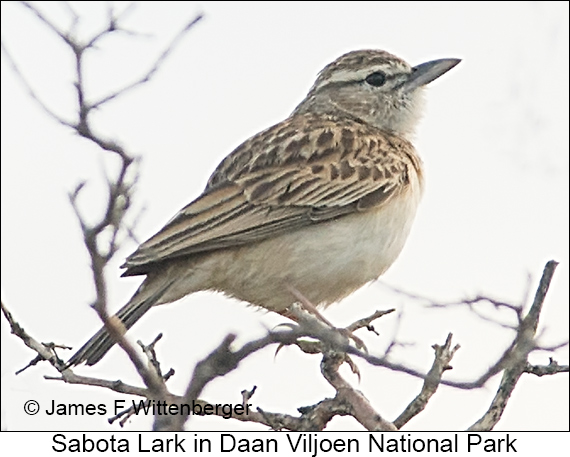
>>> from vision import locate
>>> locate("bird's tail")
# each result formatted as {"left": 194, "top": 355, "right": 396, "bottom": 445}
{"left": 66, "top": 279, "right": 174, "bottom": 367}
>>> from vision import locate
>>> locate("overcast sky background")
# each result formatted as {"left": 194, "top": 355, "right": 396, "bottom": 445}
{"left": 1, "top": 1, "right": 568, "bottom": 432}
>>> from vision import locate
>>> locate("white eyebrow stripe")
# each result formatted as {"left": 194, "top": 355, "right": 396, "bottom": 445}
{"left": 314, "top": 62, "right": 412, "bottom": 90}
{"left": 324, "top": 67, "right": 384, "bottom": 83}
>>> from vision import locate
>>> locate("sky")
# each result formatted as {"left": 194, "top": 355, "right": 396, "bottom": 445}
{"left": 1, "top": 1, "right": 568, "bottom": 432}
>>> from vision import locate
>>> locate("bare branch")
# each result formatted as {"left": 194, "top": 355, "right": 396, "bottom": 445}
{"left": 346, "top": 308, "right": 395, "bottom": 333}
{"left": 2, "top": 300, "right": 65, "bottom": 372}
{"left": 137, "top": 333, "right": 167, "bottom": 378}
{"left": 525, "top": 358, "right": 569, "bottom": 377}
{"left": 45, "top": 372, "right": 150, "bottom": 398}
{"left": 20, "top": 2, "right": 74, "bottom": 45}
{"left": 320, "top": 351, "right": 396, "bottom": 431}
{"left": 468, "top": 260, "right": 559, "bottom": 431}
{"left": 380, "top": 284, "right": 525, "bottom": 329}
{"left": 91, "top": 14, "right": 203, "bottom": 109}
{"left": 394, "top": 333, "right": 460, "bottom": 429}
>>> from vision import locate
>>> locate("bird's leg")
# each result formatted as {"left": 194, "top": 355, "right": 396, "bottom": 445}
{"left": 284, "top": 285, "right": 367, "bottom": 352}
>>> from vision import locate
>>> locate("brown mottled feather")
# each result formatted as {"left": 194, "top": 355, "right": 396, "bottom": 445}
{"left": 122, "top": 113, "right": 421, "bottom": 275}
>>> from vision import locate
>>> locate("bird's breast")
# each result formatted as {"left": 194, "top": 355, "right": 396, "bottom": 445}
{"left": 212, "top": 174, "right": 423, "bottom": 312}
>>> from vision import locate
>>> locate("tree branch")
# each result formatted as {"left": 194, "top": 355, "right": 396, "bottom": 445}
{"left": 468, "top": 260, "right": 559, "bottom": 431}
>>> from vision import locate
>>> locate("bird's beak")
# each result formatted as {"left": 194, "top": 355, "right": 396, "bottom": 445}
{"left": 402, "top": 58, "right": 461, "bottom": 91}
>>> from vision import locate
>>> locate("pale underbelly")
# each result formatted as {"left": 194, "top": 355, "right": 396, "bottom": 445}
{"left": 208, "top": 190, "right": 421, "bottom": 311}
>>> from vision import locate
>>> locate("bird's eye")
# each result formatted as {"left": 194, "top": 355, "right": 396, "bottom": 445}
{"left": 365, "top": 71, "right": 386, "bottom": 87}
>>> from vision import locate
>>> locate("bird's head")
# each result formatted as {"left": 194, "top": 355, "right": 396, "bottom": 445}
{"left": 294, "top": 49, "right": 460, "bottom": 139}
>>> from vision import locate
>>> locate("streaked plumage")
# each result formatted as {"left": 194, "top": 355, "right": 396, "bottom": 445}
{"left": 124, "top": 114, "right": 421, "bottom": 271}
{"left": 68, "top": 50, "right": 459, "bottom": 366}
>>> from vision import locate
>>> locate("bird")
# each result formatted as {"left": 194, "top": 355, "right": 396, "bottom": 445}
{"left": 67, "top": 49, "right": 460, "bottom": 366}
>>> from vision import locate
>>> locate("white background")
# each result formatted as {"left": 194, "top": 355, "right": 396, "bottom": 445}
{"left": 1, "top": 1, "right": 568, "bottom": 432}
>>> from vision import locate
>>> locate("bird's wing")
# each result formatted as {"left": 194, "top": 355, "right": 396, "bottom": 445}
{"left": 122, "top": 114, "right": 421, "bottom": 275}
